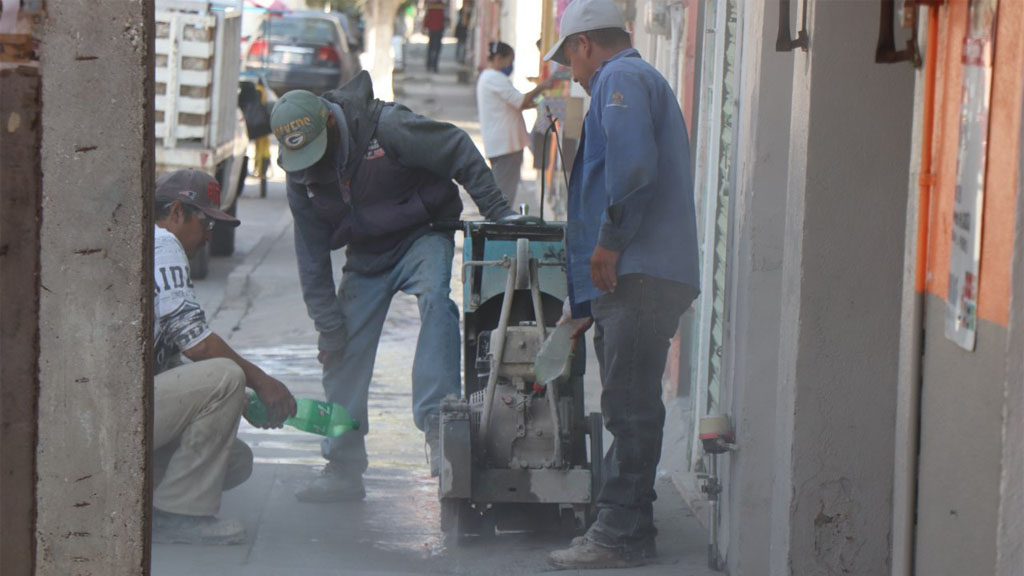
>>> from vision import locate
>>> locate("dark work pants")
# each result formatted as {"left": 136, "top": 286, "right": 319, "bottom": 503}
{"left": 588, "top": 274, "right": 698, "bottom": 550}
{"left": 426, "top": 29, "right": 444, "bottom": 71}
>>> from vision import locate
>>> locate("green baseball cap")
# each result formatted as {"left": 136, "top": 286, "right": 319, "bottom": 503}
{"left": 271, "top": 90, "right": 331, "bottom": 172}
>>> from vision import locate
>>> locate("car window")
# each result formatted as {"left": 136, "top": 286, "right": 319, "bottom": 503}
{"left": 261, "top": 18, "right": 338, "bottom": 44}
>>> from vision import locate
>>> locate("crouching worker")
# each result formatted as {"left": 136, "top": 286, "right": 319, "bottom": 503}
{"left": 151, "top": 169, "right": 297, "bottom": 544}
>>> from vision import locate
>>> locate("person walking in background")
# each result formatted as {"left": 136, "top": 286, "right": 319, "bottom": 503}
{"left": 454, "top": 6, "right": 471, "bottom": 64}
{"left": 423, "top": 0, "right": 446, "bottom": 73}
{"left": 542, "top": 0, "right": 700, "bottom": 569}
{"left": 476, "top": 41, "right": 554, "bottom": 207}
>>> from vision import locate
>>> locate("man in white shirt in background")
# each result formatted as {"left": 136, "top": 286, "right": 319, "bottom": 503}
{"left": 152, "top": 169, "right": 296, "bottom": 545}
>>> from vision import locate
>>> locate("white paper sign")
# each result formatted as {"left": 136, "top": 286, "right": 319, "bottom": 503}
{"left": 946, "top": 0, "right": 999, "bottom": 351}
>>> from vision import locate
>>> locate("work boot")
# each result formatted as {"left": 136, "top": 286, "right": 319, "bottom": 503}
{"left": 152, "top": 508, "right": 246, "bottom": 545}
{"left": 569, "top": 534, "right": 657, "bottom": 557}
{"left": 295, "top": 461, "right": 365, "bottom": 503}
{"left": 548, "top": 536, "right": 650, "bottom": 570}
{"left": 425, "top": 413, "right": 441, "bottom": 477}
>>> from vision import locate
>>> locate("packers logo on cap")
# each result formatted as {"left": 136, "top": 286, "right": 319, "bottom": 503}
{"left": 274, "top": 114, "right": 315, "bottom": 149}
{"left": 284, "top": 131, "right": 306, "bottom": 149}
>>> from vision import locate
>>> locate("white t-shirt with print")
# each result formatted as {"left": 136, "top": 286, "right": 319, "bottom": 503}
{"left": 153, "top": 226, "right": 211, "bottom": 374}
{"left": 476, "top": 68, "right": 531, "bottom": 159}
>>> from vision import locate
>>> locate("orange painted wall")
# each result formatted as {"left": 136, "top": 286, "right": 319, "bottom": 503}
{"left": 926, "top": 0, "right": 1022, "bottom": 327}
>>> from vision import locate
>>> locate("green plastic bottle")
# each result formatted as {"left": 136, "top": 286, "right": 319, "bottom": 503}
{"left": 245, "top": 392, "right": 359, "bottom": 438}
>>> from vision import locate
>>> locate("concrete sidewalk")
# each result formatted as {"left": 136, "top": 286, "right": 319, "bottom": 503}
{"left": 152, "top": 39, "right": 719, "bottom": 576}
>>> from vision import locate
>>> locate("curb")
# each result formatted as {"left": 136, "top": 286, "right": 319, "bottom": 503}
{"left": 207, "top": 209, "right": 293, "bottom": 329}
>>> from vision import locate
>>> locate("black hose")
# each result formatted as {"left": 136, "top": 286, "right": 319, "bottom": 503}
{"left": 540, "top": 121, "right": 553, "bottom": 221}
{"left": 539, "top": 105, "right": 570, "bottom": 221}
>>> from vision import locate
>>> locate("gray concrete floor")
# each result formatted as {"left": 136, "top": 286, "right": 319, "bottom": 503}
{"left": 153, "top": 39, "right": 720, "bottom": 576}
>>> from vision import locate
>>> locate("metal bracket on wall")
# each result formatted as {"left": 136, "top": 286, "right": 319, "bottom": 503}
{"left": 775, "top": 0, "right": 809, "bottom": 52}
{"left": 875, "top": 0, "right": 923, "bottom": 66}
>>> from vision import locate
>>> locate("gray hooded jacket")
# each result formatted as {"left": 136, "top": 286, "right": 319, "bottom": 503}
{"left": 285, "top": 71, "right": 514, "bottom": 353}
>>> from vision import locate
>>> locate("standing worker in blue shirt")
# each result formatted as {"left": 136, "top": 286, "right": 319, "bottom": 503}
{"left": 543, "top": 0, "right": 700, "bottom": 569}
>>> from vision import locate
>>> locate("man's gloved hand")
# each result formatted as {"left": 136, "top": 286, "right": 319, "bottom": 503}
{"left": 557, "top": 297, "right": 593, "bottom": 342}
{"left": 251, "top": 374, "right": 297, "bottom": 429}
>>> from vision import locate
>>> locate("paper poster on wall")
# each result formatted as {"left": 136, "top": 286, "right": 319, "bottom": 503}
{"left": 946, "top": 0, "right": 999, "bottom": 351}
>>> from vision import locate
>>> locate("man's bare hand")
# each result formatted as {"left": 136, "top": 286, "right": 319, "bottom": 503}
{"left": 590, "top": 245, "right": 620, "bottom": 293}
{"left": 569, "top": 318, "right": 594, "bottom": 343}
{"left": 251, "top": 375, "right": 296, "bottom": 428}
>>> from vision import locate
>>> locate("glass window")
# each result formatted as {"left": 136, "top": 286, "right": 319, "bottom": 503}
{"left": 261, "top": 17, "right": 338, "bottom": 44}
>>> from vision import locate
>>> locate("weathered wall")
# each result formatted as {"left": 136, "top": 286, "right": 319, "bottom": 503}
{"left": 914, "top": 299, "right": 1008, "bottom": 575}
{"left": 770, "top": 1, "right": 914, "bottom": 574}
{"left": 1, "top": 65, "right": 42, "bottom": 576}
{"left": 910, "top": 2, "right": 1022, "bottom": 574}
{"left": 34, "top": 2, "right": 154, "bottom": 574}
{"left": 721, "top": 0, "right": 791, "bottom": 573}
{"left": 996, "top": 99, "right": 1023, "bottom": 575}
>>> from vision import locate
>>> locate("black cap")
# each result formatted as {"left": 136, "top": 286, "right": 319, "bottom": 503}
{"left": 155, "top": 169, "right": 240, "bottom": 227}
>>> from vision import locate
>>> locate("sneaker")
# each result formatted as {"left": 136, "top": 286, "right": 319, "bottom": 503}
{"left": 152, "top": 509, "right": 246, "bottom": 545}
{"left": 425, "top": 413, "right": 441, "bottom": 478}
{"left": 548, "top": 536, "right": 649, "bottom": 570}
{"left": 295, "top": 461, "right": 365, "bottom": 503}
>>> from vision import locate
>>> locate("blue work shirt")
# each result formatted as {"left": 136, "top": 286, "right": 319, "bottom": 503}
{"left": 566, "top": 48, "right": 700, "bottom": 316}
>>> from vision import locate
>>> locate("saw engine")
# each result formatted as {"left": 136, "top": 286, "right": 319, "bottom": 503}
{"left": 438, "top": 220, "right": 602, "bottom": 543}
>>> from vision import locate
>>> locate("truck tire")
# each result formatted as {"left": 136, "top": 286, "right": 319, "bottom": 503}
{"left": 190, "top": 242, "right": 210, "bottom": 280}
{"left": 209, "top": 201, "right": 237, "bottom": 256}
{"left": 210, "top": 156, "right": 246, "bottom": 257}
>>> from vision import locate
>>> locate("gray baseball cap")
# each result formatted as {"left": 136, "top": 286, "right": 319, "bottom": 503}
{"left": 544, "top": 0, "right": 628, "bottom": 66}
{"left": 271, "top": 90, "right": 331, "bottom": 172}
{"left": 155, "top": 169, "right": 240, "bottom": 227}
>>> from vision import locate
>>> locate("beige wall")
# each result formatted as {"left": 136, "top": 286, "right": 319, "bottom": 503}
{"left": 906, "top": 2, "right": 1022, "bottom": 574}
{"left": 771, "top": 1, "right": 914, "bottom": 573}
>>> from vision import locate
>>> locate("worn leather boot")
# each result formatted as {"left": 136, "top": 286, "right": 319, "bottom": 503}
{"left": 548, "top": 536, "right": 650, "bottom": 570}
{"left": 569, "top": 534, "right": 657, "bottom": 557}
{"left": 295, "top": 461, "right": 365, "bottom": 502}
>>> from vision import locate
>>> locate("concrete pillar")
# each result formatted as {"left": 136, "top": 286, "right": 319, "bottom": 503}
{"left": 769, "top": 1, "right": 914, "bottom": 574}
{"left": 720, "top": 0, "right": 792, "bottom": 572}
{"left": 34, "top": 2, "right": 154, "bottom": 574}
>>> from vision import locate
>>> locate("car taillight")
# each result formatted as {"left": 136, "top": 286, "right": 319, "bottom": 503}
{"left": 248, "top": 39, "right": 268, "bottom": 58}
{"left": 317, "top": 44, "right": 341, "bottom": 63}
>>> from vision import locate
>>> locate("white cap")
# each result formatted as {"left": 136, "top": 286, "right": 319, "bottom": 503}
{"left": 543, "top": 0, "right": 628, "bottom": 66}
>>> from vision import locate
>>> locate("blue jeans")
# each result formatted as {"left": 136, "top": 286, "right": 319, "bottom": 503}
{"left": 587, "top": 274, "right": 698, "bottom": 550}
{"left": 320, "top": 233, "right": 461, "bottom": 471}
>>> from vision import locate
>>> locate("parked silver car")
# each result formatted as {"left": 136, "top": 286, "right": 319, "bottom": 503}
{"left": 244, "top": 12, "right": 360, "bottom": 96}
